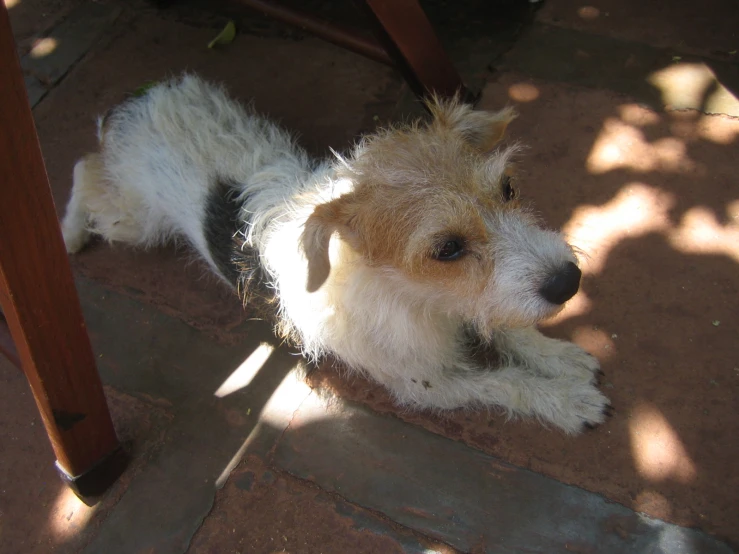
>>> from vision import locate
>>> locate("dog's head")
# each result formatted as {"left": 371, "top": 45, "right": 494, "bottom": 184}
{"left": 301, "top": 97, "right": 580, "bottom": 332}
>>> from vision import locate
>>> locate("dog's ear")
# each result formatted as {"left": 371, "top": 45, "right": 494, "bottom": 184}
{"left": 427, "top": 95, "right": 517, "bottom": 152}
{"left": 301, "top": 194, "right": 360, "bottom": 293}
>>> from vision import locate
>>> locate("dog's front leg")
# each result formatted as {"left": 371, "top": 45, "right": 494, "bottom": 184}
{"left": 391, "top": 361, "right": 609, "bottom": 434}
{"left": 492, "top": 327, "right": 601, "bottom": 382}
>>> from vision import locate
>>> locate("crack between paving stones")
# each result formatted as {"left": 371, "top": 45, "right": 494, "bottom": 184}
{"left": 261, "top": 463, "right": 464, "bottom": 554}
{"left": 26, "top": 7, "right": 127, "bottom": 110}
{"left": 263, "top": 381, "right": 466, "bottom": 552}
{"left": 667, "top": 106, "right": 739, "bottom": 121}
{"left": 266, "top": 386, "right": 316, "bottom": 461}
{"left": 182, "top": 388, "right": 318, "bottom": 553}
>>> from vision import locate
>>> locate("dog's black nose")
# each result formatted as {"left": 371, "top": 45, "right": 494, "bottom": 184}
{"left": 539, "top": 262, "right": 581, "bottom": 305}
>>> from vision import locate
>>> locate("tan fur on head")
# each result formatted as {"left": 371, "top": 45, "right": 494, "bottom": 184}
{"left": 301, "top": 98, "right": 521, "bottom": 299}
{"left": 426, "top": 94, "right": 517, "bottom": 152}
{"left": 300, "top": 98, "right": 522, "bottom": 305}
{"left": 301, "top": 193, "right": 361, "bottom": 292}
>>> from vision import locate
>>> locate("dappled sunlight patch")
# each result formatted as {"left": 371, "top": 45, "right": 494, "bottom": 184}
{"left": 650, "top": 137, "right": 691, "bottom": 171}
{"left": 693, "top": 114, "right": 739, "bottom": 145}
{"left": 546, "top": 289, "right": 592, "bottom": 323}
{"left": 617, "top": 103, "right": 661, "bottom": 128}
{"left": 29, "top": 36, "right": 58, "bottom": 59}
{"left": 507, "top": 82, "right": 540, "bottom": 103}
{"left": 726, "top": 200, "right": 739, "bottom": 222}
{"left": 662, "top": 109, "right": 739, "bottom": 146}
{"left": 47, "top": 486, "right": 98, "bottom": 540}
{"left": 587, "top": 118, "right": 695, "bottom": 174}
{"left": 576, "top": 6, "right": 601, "bottom": 20}
{"left": 634, "top": 489, "right": 673, "bottom": 518}
{"left": 668, "top": 206, "right": 739, "bottom": 262}
{"left": 567, "top": 178, "right": 739, "bottom": 273}
{"left": 215, "top": 343, "right": 275, "bottom": 398}
{"left": 568, "top": 105, "right": 738, "bottom": 277}
{"left": 564, "top": 184, "right": 673, "bottom": 273}
{"left": 570, "top": 325, "right": 615, "bottom": 360}
{"left": 666, "top": 109, "right": 703, "bottom": 141}
{"left": 648, "top": 62, "right": 739, "bottom": 115}
{"left": 649, "top": 63, "right": 716, "bottom": 110}
{"left": 216, "top": 367, "right": 309, "bottom": 488}
{"left": 629, "top": 403, "right": 697, "bottom": 484}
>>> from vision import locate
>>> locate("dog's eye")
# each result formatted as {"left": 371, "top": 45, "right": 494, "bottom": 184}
{"left": 501, "top": 175, "right": 516, "bottom": 202}
{"left": 435, "top": 239, "right": 465, "bottom": 261}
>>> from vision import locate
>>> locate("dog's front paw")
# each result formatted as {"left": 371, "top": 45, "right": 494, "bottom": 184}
{"left": 544, "top": 340, "right": 601, "bottom": 382}
{"left": 515, "top": 336, "right": 601, "bottom": 383}
{"left": 497, "top": 329, "right": 601, "bottom": 382}
{"left": 543, "top": 379, "right": 611, "bottom": 434}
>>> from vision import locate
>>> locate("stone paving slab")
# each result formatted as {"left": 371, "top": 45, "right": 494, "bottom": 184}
{"left": 503, "top": 23, "right": 739, "bottom": 116}
{"left": 67, "top": 277, "right": 456, "bottom": 554}
{"left": 274, "top": 394, "right": 734, "bottom": 554}
{"left": 0, "top": 355, "right": 172, "bottom": 554}
{"left": 67, "top": 278, "right": 311, "bottom": 553}
{"left": 23, "top": 74, "right": 47, "bottom": 107}
{"left": 536, "top": 0, "right": 739, "bottom": 57}
{"left": 189, "top": 456, "right": 455, "bottom": 554}
{"left": 20, "top": 2, "right": 122, "bottom": 106}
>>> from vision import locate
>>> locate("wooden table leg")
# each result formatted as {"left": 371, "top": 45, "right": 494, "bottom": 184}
{"left": 0, "top": 4, "right": 126, "bottom": 500}
{"left": 358, "top": 0, "right": 474, "bottom": 101}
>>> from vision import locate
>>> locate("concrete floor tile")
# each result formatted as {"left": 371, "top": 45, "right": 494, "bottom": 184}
{"left": 537, "top": 0, "right": 739, "bottom": 57}
{"left": 20, "top": 2, "right": 121, "bottom": 85}
{"left": 24, "top": 73, "right": 47, "bottom": 107}
{"left": 503, "top": 23, "right": 739, "bottom": 116}
{"left": 67, "top": 278, "right": 310, "bottom": 553}
{"left": 274, "top": 395, "right": 734, "bottom": 554}
{"left": 190, "top": 456, "right": 454, "bottom": 554}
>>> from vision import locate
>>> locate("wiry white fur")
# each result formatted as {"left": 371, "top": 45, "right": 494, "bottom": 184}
{"left": 62, "top": 74, "right": 609, "bottom": 434}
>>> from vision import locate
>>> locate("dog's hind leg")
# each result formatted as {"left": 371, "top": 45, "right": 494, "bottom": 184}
{"left": 62, "top": 153, "right": 150, "bottom": 252}
{"left": 61, "top": 154, "right": 101, "bottom": 253}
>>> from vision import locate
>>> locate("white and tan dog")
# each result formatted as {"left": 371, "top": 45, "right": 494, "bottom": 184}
{"left": 62, "top": 74, "right": 610, "bottom": 434}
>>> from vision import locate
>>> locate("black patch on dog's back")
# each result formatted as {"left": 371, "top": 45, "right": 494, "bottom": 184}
{"left": 204, "top": 178, "right": 274, "bottom": 310}
{"left": 204, "top": 178, "right": 253, "bottom": 286}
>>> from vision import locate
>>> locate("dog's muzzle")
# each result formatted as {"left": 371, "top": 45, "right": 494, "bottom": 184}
{"left": 539, "top": 262, "right": 581, "bottom": 305}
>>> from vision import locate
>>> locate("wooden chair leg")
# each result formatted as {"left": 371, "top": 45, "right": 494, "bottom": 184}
{"left": 0, "top": 4, "right": 126, "bottom": 500}
{"left": 358, "top": 0, "right": 473, "bottom": 101}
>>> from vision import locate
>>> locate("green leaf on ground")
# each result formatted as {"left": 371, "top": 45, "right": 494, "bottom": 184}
{"left": 208, "top": 21, "right": 236, "bottom": 49}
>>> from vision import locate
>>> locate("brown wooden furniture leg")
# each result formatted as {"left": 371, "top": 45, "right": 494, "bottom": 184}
{"left": 358, "top": 0, "right": 473, "bottom": 101}
{"left": 0, "top": 4, "right": 126, "bottom": 500}
{"left": 0, "top": 313, "right": 22, "bottom": 368}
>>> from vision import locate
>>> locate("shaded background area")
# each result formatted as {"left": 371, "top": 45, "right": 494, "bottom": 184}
{"left": 2, "top": 0, "right": 738, "bottom": 551}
